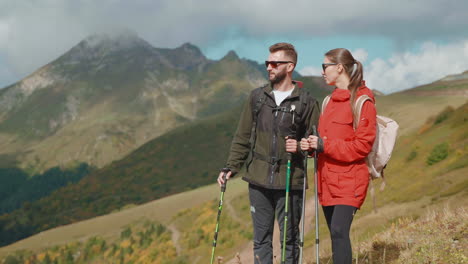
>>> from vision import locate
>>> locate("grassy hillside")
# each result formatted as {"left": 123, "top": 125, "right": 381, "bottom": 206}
{"left": 0, "top": 76, "right": 328, "bottom": 247}
{"left": 0, "top": 105, "right": 240, "bottom": 246}
{"left": 1, "top": 94, "right": 466, "bottom": 263}
{"left": 1, "top": 220, "right": 178, "bottom": 264}
{"left": 307, "top": 100, "right": 468, "bottom": 263}
{"left": 0, "top": 163, "right": 92, "bottom": 214}
{"left": 353, "top": 204, "right": 467, "bottom": 263}
{"left": 0, "top": 177, "right": 249, "bottom": 259}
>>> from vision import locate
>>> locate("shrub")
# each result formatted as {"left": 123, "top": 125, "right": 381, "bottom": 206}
{"left": 406, "top": 150, "right": 418, "bottom": 162}
{"left": 426, "top": 142, "right": 449, "bottom": 165}
{"left": 121, "top": 227, "right": 132, "bottom": 239}
{"left": 434, "top": 106, "right": 454, "bottom": 125}
{"left": 3, "top": 255, "right": 21, "bottom": 264}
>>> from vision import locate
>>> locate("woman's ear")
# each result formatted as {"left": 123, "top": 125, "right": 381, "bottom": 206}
{"left": 338, "top": 64, "right": 343, "bottom": 73}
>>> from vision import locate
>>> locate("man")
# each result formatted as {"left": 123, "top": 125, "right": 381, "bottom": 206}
{"left": 217, "top": 43, "right": 320, "bottom": 263}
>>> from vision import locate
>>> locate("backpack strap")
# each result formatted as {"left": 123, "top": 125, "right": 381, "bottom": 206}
{"left": 247, "top": 88, "right": 267, "bottom": 168}
{"left": 291, "top": 88, "right": 308, "bottom": 122}
{"left": 353, "top": 95, "right": 373, "bottom": 129}
{"left": 321, "top": 95, "right": 331, "bottom": 115}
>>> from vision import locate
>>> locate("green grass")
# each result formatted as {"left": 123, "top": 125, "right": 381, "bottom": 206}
{"left": 0, "top": 80, "right": 467, "bottom": 262}
{"left": 0, "top": 219, "right": 178, "bottom": 264}
{"left": 354, "top": 203, "right": 467, "bottom": 264}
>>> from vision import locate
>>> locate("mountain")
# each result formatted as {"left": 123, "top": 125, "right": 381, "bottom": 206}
{"left": 0, "top": 76, "right": 331, "bottom": 246}
{"left": 0, "top": 31, "right": 267, "bottom": 171}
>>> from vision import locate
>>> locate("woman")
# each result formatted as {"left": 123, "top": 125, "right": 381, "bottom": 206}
{"left": 300, "top": 48, "right": 376, "bottom": 263}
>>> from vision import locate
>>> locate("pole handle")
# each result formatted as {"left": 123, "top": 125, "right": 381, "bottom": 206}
{"left": 220, "top": 168, "right": 230, "bottom": 192}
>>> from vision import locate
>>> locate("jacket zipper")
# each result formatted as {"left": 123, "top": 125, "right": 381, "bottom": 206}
{"left": 267, "top": 91, "right": 300, "bottom": 186}
{"left": 270, "top": 105, "right": 278, "bottom": 185}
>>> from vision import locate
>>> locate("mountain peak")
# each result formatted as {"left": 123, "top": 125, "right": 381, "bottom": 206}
{"left": 175, "top": 42, "right": 204, "bottom": 58}
{"left": 60, "top": 31, "right": 153, "bottom": 63}
{"left": 83, "top": 30, "right": 143, "bottom": 49}
{"left": 221, "top": 50, "right": 239, "bottom": 61}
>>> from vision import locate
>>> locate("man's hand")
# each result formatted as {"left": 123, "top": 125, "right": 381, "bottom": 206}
{"left": 307, "top": 135, "right": 319, "bottom": 149}
{"left": 217, "top": 170, "right": 232, "bottom": 186}
{"left": 285, "top": 137, "right": 297, "bottom": 153}
{"left": 300, "top": 137, "right": 311, "bottom": 151}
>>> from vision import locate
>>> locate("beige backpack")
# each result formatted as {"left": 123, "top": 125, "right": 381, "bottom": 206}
{"left": 322, "top": 95, "right": 399, "bottom": 192}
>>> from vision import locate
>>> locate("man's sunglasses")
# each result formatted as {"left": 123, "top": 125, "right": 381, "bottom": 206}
{"left": 322, "top": 63, "right": 338, "bottom": 71}
{"left": 265, "top": 61, "right": 294, "bottom": 68}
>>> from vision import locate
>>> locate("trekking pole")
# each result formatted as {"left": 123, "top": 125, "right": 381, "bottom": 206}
{"left": 281, "top": 151, "right": 292, "bottom": 264}
{"left": 298, "top": 133, "right": 309, "bottom": 264}
{"left": 210, "top": 168, "right": 230, "bottom": 264}
{"left": 282, "top": 105, "right": 296, "bottom": 264}
{"left": 312, "top": 126, "right": 320, "bottom": 264}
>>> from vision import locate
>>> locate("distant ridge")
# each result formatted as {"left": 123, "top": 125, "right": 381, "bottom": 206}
{"left": 395, "top": 70, "right": 468, "bottom": 97}
{"left": 440, "top": 70, "right": 468, "bottom": 82}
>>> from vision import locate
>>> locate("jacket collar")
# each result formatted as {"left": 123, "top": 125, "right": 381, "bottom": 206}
{"left": 331, "top": 81, "right": 373, "bottom": 102}
{"left": 262, "top": 80, "right": 301, "bottom": 99}
{"left": 331, "top": 88, "right": 351, "bottom": 102}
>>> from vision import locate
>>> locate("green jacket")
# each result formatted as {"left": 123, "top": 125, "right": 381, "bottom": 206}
{"left": 226, "top": 82, "right": 320, "bottom": 190}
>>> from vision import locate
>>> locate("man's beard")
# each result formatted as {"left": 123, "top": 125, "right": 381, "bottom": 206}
{"left": 270, "top": 70, "right": 287, "bottom": 86}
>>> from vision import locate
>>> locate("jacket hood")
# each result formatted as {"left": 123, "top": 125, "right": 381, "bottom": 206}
{"left": 356, "top": 81, "right": 376, "bottom": 102}
{"left": 331, "top": 88, "right": 351, "bottom": 102}
{"left": 331, "top": 80, "right": 375, "bottom": 102}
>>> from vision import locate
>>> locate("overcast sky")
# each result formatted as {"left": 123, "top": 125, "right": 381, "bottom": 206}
{"left": 1, "top": 0, "right": 467, "bottom": 93}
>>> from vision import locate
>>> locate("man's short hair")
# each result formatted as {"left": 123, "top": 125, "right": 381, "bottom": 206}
{"left": 269, "top": 42, "right": 297, "bottom": 65}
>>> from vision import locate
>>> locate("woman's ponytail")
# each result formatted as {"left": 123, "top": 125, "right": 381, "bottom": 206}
{"left": 348, "top": 60, "right": 363, "bottom": 109}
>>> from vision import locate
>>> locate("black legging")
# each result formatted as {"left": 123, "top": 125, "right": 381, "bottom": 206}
{"left": 322, "top": 205, "right": 358, "bottom": 264}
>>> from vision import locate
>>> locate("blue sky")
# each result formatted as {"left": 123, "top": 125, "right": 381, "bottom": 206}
{"left": 0, "top": 0, "right": 467, "bottom": 93}
{"left": 201, "top": 30, "right": 394, "bottom": 72}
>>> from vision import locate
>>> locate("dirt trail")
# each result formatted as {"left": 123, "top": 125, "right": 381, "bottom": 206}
{"left": 167, "top": 224, "right": 182, "bottom": 256}
{"left": 225, "top": 196, "right": 316, "bottom": 263}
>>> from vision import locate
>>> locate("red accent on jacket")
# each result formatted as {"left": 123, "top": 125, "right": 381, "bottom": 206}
{"left": 317, "top": 82, "right": 377, "bottom": 209}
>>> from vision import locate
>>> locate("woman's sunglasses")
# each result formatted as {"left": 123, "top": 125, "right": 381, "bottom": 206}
{"left": 322, "top": 63, "right": 338, "bottom": 71}
{"left": 265, "top": 61, "right": 294, "bottom": 68}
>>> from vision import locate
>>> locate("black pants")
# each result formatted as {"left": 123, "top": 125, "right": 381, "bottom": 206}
{"left": 248, "top": 184, "right": 303, "bottom": 264}
{"left": 322, "top": 205, "right": 358, "bottom": 264}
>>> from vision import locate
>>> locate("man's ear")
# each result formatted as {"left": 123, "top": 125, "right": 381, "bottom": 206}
{"left": 287, "top": 63, "right": 295, "bottom": 73}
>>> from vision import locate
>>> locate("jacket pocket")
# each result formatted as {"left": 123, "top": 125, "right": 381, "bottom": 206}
{"left": 332, "top": 111, "right": 353, "bottom": 125}
{"left": 325, "top": 163, "right": 355, "bottom": 198}
{"left": 330, "top": 116, "right": 354, "bottom": 137}
{"left": 354, "top": 164, "right": 370, "bottom": 199}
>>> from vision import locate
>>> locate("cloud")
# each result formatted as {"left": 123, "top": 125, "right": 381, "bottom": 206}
{"left": 299, "top": 40, "right": 468, "bottom": 93}
{"left": 299, "top": 66, "right": 322, "bottom": 77}
{"left": 365, "top": 40, "right": 468, "bottom": 94}
{"left": 299, "top": 48, "right": 368, "bottom": 76}
{"left": 0, "top": 58, "right": 17, "bottom": 87}
{"left": 352, "top": 49, "right": 368, "bottom": 63}
{"left": 0, "top": 0, "right": 467, "bottom": 88}
{"left": 0, "top": 21, "right": 9, "bottom": 48}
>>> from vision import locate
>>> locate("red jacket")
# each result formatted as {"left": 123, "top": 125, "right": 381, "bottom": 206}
{"left": 317, "top": 82, "right": 377, "bottom": 209}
